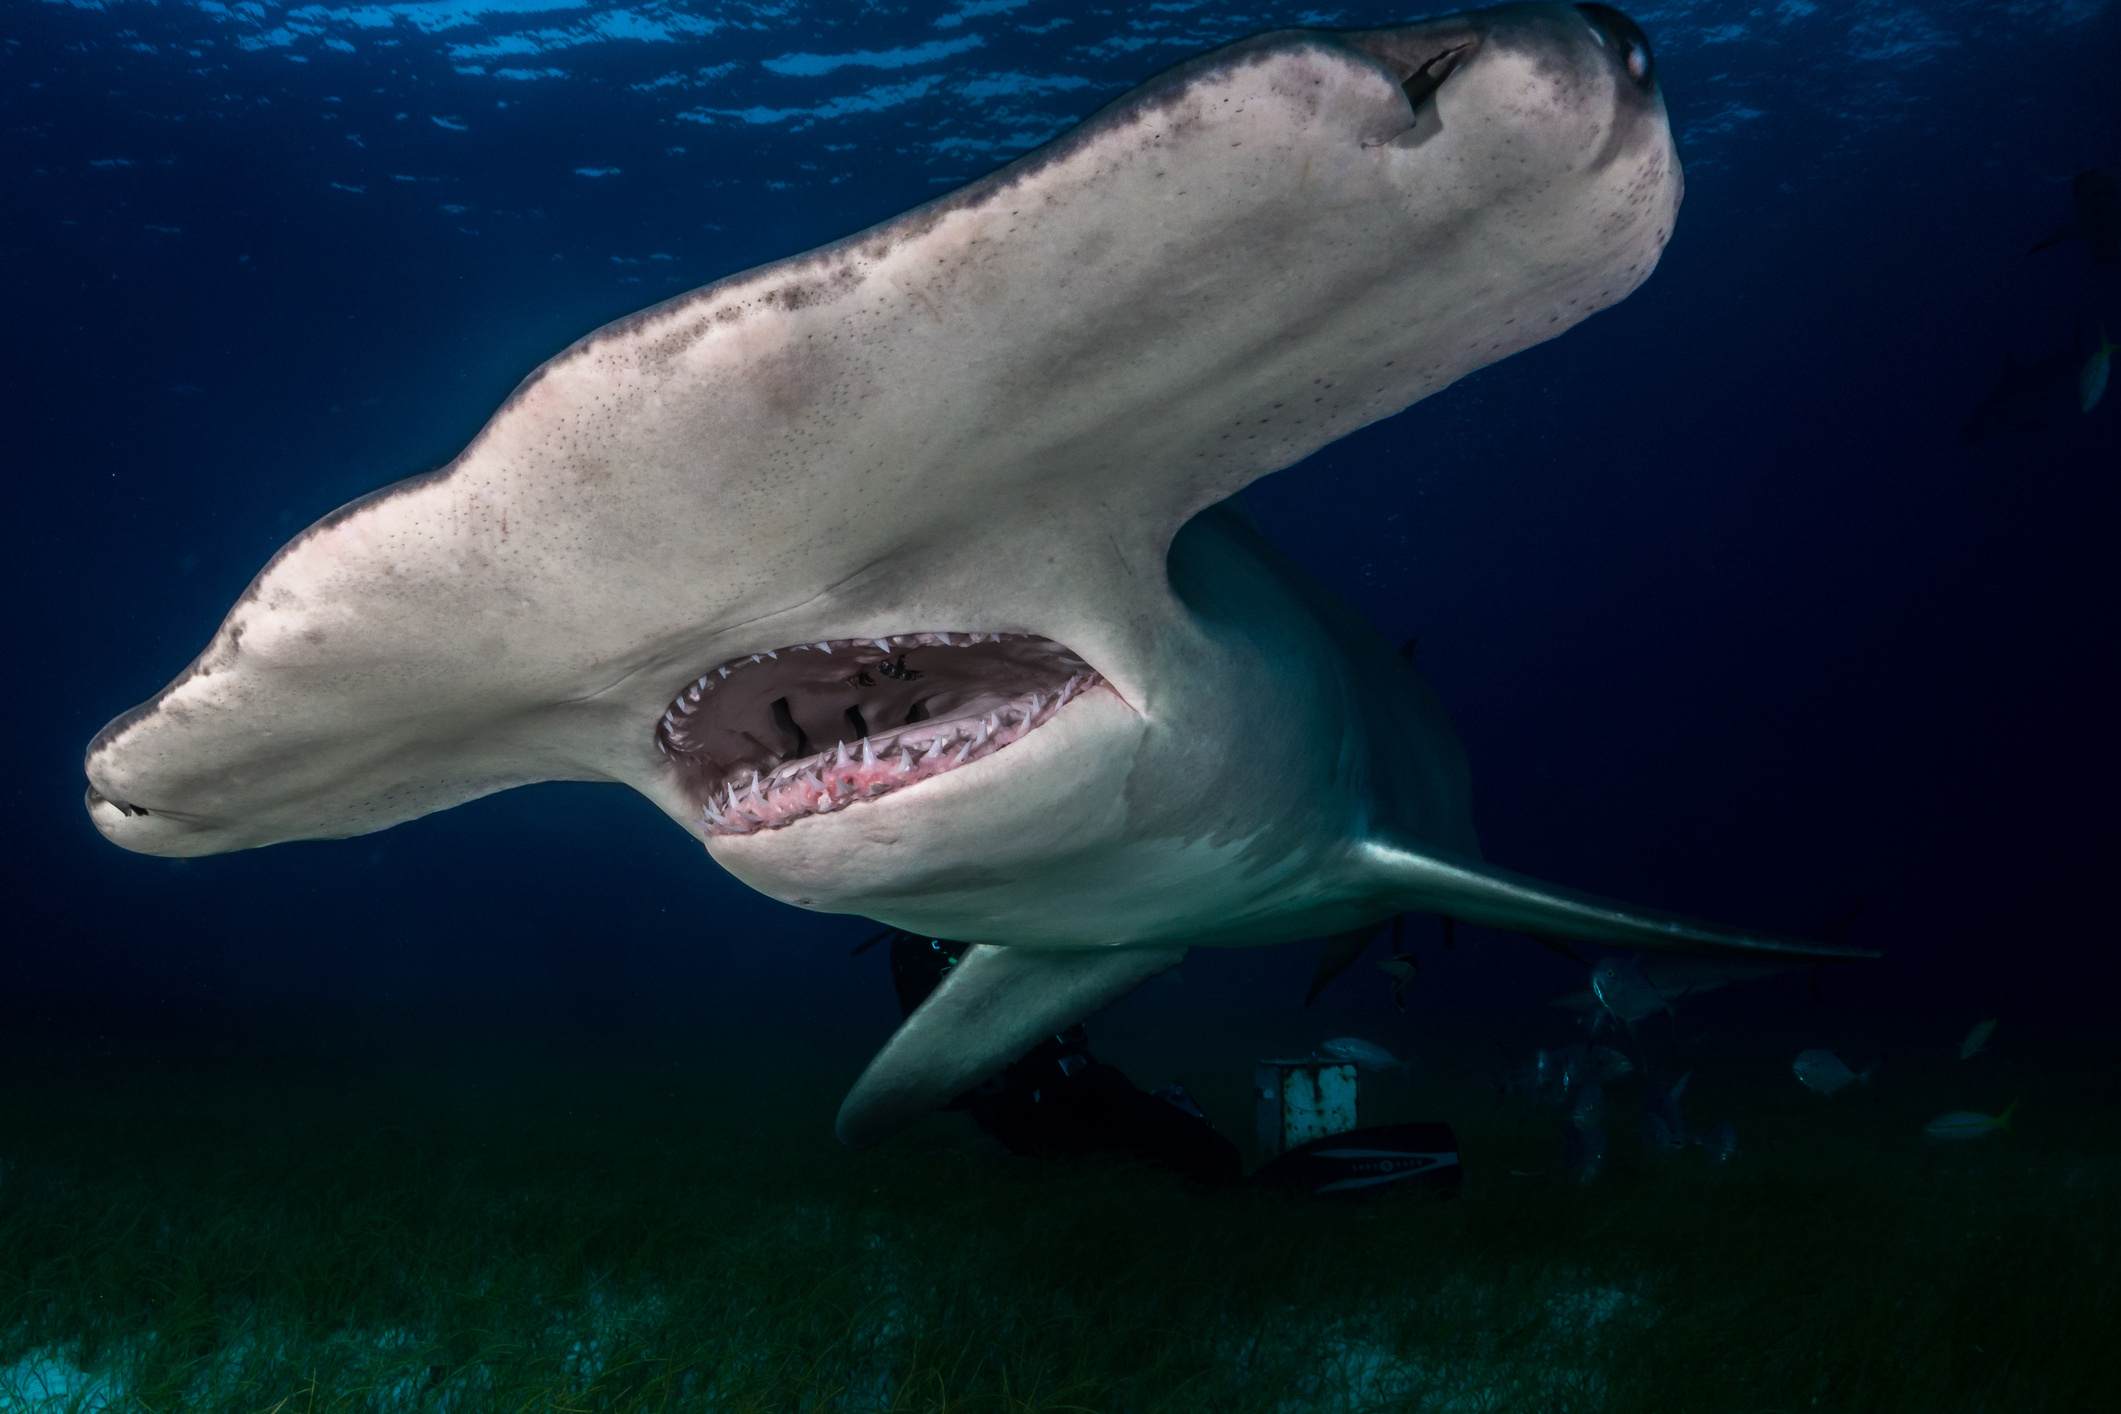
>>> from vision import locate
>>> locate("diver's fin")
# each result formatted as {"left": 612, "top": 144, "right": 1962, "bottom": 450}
{"left": 2029, "top": 219, "right": 2084, "bottom": 255}
{"left": 1356, "top": 835, "right": 1879, "bottom": 960}
{"left": 835, "top": 944, "right": 1184, "bottom": 1148}
{"left": 1305, "top": 923, "right": 1385, "bottom": 1006}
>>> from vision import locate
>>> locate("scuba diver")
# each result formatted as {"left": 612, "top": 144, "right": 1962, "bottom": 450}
{"left": 867, "top": 930, "right": 1464, "bottom": 1199}
{"left": 879, "top": 930, "right": 1244, "bottom": 1186}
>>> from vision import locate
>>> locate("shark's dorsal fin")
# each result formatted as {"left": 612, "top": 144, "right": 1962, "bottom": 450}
{"left": 836, "top": 944, "right": 1184, "bottom": 1148}
{"left": 1356, "top": 834, "right": 1878, "bottom": 961}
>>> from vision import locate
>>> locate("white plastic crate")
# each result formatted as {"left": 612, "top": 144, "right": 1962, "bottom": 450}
{"left": 1253, "top": 1059, "right": 1358, "bottom": 1156}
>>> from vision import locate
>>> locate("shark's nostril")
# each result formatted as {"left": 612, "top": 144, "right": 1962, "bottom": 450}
{"left": 1575, "top": 4, "right": 1654, "bottom": 89}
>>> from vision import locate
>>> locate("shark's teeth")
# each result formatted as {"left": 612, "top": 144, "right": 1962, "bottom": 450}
{"left": 683, "top": 658, "right": 1104, "bottom": 838}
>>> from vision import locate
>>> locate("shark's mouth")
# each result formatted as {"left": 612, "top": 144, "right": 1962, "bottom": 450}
{"left": 657, "top": 633, "right": 1105, "bottom": 836}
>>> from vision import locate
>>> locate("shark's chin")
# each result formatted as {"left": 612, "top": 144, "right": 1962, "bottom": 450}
{"left": 702, "top": 685, "right": 1148, "bottom": 925}
{"left": 658, "top": 632, "right": 1106, "bottom": 836}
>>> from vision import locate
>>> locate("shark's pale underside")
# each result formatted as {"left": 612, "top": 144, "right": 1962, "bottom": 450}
{"left": 83, "top": 4, "right": 1874, "bottom": 1146}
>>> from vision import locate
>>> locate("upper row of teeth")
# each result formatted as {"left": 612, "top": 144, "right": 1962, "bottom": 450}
{"left": 700, "top": 674, "right": 1095, "bottom": 830}
{"left": 663, "top": 633, "right": 1031, "bottom": 724}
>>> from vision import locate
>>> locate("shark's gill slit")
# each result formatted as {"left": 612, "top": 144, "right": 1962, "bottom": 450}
{"left": 1399, "top": 41, "right": 1473, "bottom": 110}
{"left": 658, "top": 633, "right": 1105, "bottom": 836}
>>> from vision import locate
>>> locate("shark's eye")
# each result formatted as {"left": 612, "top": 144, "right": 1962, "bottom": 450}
{"left": 658, "top": 632, "right": 1105, "bottom": 835}
{"left": 1575, "top": 4, "right": 1655, "bottom": 89}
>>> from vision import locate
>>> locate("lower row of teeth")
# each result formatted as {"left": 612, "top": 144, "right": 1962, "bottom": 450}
{"left": 700, "top": 673, "right": 1098, "bottom": 835}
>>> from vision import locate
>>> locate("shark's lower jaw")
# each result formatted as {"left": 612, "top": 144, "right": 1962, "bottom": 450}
{"left": 658, "top": 632, "right": 1105, "bottom": 836}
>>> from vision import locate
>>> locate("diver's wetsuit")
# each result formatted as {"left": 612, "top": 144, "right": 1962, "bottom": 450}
{"left": 887, "top": 933, "right": 1242, "bottom": 1185}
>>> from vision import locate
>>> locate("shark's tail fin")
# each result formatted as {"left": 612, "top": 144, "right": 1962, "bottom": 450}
{"left": 1354, "top": 835, "right": 1881, "bottom": 961}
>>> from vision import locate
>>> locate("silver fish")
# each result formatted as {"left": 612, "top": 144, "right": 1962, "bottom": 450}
{"left": 1376, "top": 952, "right": 1418, "bottom": 1013}
{"left": 1550, "top": 954, "right": 1806, "bottom": 1012}
{"left": 1640, "top": 1072, "right": 1690, "bottom": 1151}
{"left": 1502, "top": 1043, "right": 1633, "bottom": 1112}
{"left": 1959, "top": 1018, "right": 1997, "bottom": 1061}
{"left": 1793, "top": 1048, "right": 1874, "bottom": 1096}
{"left": 1569, "top": 1078, "right": 1606, "bottom": 1132}
{"left": 1320, "top": 1037, "right": 1407, "bottom": 1074}
{"left": 1590, "top": 956, "right": 1669, "bottom": 1031}
{"left": 1925, "top": 1105, "right": 2014, "bottom": 1140}
{"left": 1698, "top": 1121, "right": 1738, "bottom": 1163}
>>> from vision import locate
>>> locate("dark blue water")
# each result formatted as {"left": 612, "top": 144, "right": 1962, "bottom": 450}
{"left": 5, "top": 0, "right": 2116, "bottom": 1051}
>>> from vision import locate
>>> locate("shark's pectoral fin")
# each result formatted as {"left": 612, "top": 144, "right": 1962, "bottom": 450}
{"left": 835, "top": 944, "right": 1185, "bottom": 1149}
{"left": 1358, "top": 835, "right": 1879, "bottom": 961}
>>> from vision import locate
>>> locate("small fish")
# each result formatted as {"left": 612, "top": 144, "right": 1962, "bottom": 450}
{"left": 1563, "top": 1123, "right": 1606, "bottom": 1184}
{"left": 1793, "top": 1048, "right": 1875, "bottom": 1096}
{"left": 1500, "top": 1044, "right": 1632, "bottom": 1115}
{"left": 1639, "top": 1072, "right": 1690, "bottom": 1152}
{"left": 1549, "top": 955, "right": 1808, "bottom": 1012}
{"left": 1959, "top": 1018, "right": 1998, "bottom": 1061}
{"left": 1501, "top": 1051, "right": 1568, "bottom": 1117}
{"left": 1376, "top": 952, "right": 1418, "bottom": 1013}
{"left": 1569, "top": 1078, "right": 1605, "bottom": 1132}
{"left": 1559, "top": 1044, "right": 1636, "bottom": 1085}
{"left": 1697, "top": 1121, "right": 1738, "bottom": 1163}
{"left": 1925, "top": 1103, "right": 2015, "bottom": 1141}
{"left": 1319, "top": 1037, "right": 1407, "bottom": 1073}
{"left": 1589, "top": 956, "right": 1669, "bottom": 1032}
{"left": 2082, "top": 325, "right": 2118, "bottom": 413}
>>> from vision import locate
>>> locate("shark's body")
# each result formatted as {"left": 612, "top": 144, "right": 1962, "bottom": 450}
{"left": 83, "top": 5, "right": 1871, "bottom": 1145}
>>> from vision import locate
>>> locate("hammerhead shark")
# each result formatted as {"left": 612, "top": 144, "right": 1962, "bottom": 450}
{"left": 82, "top": 4, "right": 1873, "bottom": 1146}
